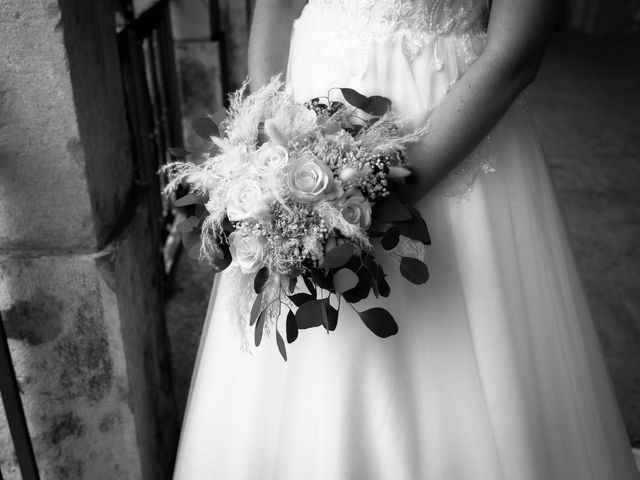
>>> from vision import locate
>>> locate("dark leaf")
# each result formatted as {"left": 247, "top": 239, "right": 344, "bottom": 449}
{"left": 358, "top": 307, "right": 398, "bottom": 338}
{"left": 310, "top": 268, "right": 332, "bottom": 290}
{"left": 212, "top": 244, "right": 232, "bottom": 271}
{"left": 295, "top": 300, "right": 326, "bottom": 329}
{"left": 181, "top": 230, "right": 198, "bottom": 248}
{"left": 187, "top": 241, "right": 201, "bottom": 260}
{"left": 333, "top": 268, "right": 359, "bottom": 294}
{"left": 400, "top": 257, "right": 430, "bottom": 285}
{"left": 211, "top": 109, "right": 227, "bottom": 126}
{"left": 322, "top": 243, "right": 354, "bottom": 269}
{"left": 250, "top": 292, "right": 263, "bottom": 326}
{"left": 286, "top": 310, "right": 298, "bottom": 343}
{"left": 373, "top": 196, "right": 412, "bottom": 222}
{"left": 176, "top": 218, "right": 195, "bottom": 233}
{"left": 192, "top": 117, "right": 220, "bottom": 140}
{"left": 168, "top": 147, "right": 191, "bottom": 158}
{"left": 394, "top": 206, "right": 431, "bottom": 245}
{"left": 340, "top": 88, "right": 368, "bottom": 109}
{"left": 174, "top": 194, "right": 201, "bottom": 207}
{"left": 363, "top": 96, "right": 392, "bottom": 116}
{"left": 323, "top": 300, "right": 339, "bottom": 331}
{"left": 302, "top": 275, "right": 316, "bottom": 298}
{"left": 289, "top": 293, "right": 314, "bottom": 307}
{"left": 288, "top": 276, "right": 297, "bottom": 294}
{"left": 341, "top": 278, "right": 371, "bottom": 303}
{"left": 378, "top": 274, "right": 391, "bottom": 297}
{"left": 254, "top": 309, "right": 267, "bottom": 346}
{"left": 276, "top": 330, "right": 287, "bottom": 361}
{"left": 254, "top": 267, "right": 269, "bottom": 294}
{"left": 381, "top": 227, "right": 400, "bottom": 250}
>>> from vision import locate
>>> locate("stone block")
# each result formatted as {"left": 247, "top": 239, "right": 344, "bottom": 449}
{"left": 0, "top": 196, "right": 177, "bottom": 479}
{"left": 0, "top": 0, "right": 135, "bottom": 251}
{"left": 0, "top": 254, "right": 142, "bottom": 479}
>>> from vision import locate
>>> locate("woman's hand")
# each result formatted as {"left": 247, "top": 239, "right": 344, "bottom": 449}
{"left": 248, "top": 0, "right": 308, "bottom": 90}
{"left": 405, "top": 0, "right": 561, "bottom": 203}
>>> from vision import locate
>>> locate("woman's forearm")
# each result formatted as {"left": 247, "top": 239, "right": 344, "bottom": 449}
{"left": 405, "top": 0, "right": 560, "bottom": 202}
{"left": 248, "top": 0, "right": 307, "bottom": 89}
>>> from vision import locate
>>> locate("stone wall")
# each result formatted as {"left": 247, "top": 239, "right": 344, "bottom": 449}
{"left": 0, "top": 0, "right": 177, "bottom": 478}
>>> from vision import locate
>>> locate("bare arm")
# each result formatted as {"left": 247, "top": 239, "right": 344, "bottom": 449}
{"left": 404, "top": 0, "right": 560, "bottom": 202}
{"left": 248, "top": 0, "right": 308, "bottom": 89}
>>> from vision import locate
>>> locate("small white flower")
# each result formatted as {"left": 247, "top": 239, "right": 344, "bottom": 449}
{"left": 226, "top": 179, "right": 273, "bottom": 221}
{"left": 228, "top": 231, "right": 267, "bottom": 274}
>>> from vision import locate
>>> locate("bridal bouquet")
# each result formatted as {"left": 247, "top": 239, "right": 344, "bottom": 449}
{"left": 163, "top": 78, "right": 430, "bottom": 360}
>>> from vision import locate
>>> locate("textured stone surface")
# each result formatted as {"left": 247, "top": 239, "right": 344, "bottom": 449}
{"left": 0, "top": 0, "right": 135, "bottom": 250}
{"left": 0, "top": 255, "right": 141, "bottom": 479}
{"left": 528, "top": 32, "right": 640, "bottom": 445}
{"left": 0, "top": 198, "right": 177, "bottom": 479}
{"left": 0, "top": 0, "right": 96, "bottom": 250}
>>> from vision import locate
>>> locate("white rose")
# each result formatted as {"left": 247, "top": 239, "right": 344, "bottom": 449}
{"left": 288, "top": 152, "right": 342, "bottom": 202}
{"left": 339, "top": 190, "right": 372, "bottom": 229}
{"left": 226, "top": 179, "right": 272, "bottom": 221}
{"left": 251, "top": 143, "right": 289, "bottom": 175}
{"left": 228, "top": 231, "right": 267, "bottom": 274}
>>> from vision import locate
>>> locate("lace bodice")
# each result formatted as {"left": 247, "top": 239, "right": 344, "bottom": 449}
{"left": 296, "top": 0, "right": 490, "bottom": 77}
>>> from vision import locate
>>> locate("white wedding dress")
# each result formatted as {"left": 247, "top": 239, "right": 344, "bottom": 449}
{"left": 173, "top": 1, "right": 639, "bottom": 478}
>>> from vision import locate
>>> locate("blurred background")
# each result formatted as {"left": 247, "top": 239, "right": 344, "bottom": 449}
{"left": 0, "top": 0, "right": 639, "bottom": 478}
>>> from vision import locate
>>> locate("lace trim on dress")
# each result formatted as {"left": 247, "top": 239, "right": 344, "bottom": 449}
{"left": 298, "top": 0, "right": 489, "bottom": 75}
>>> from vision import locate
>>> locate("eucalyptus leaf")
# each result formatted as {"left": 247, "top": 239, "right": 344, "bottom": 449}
{"left": 174, "top": 194, "right": 200, "bottom": 207}
{"left": 395, "top": 206, "right": 431, "bottom": 245}
{"left": 254, "top": 309, "right": 267, "bottom": 346}
{"left": 323, "top": 243, "right": 354, "bottom": 269}
{"left": 254, "top": 267, "right": 269, "bottom": 294}
{"left": 276, "top": 330, "right": 287, "bottom": 361}
{"left": 192, "top": 117, "right": 220, "bottom": 140}
{"left": 295, "top": 300, "right": 326, "bottom": 329}
{"left": 286, "top": 309, "right": 298, "bottom": 343}
{"left": 323, "top": 299, "right": 339, "bottom": 331}
{"left": 358, "top": 307, "right": 398, "bottom": 338}
{"left": 340, "top": 88, "right": 368, "bottom": 109}
{"left": 400, "top": 257, "right": 430, "bottom": 284}
{"left": 176, "top": 219, "right": 194, "bottom": 233}
{"left": 250, "top": 292, "right": 264, "bottom": 326}
{"left": 288, "top": 277, "right": 297, "bottom": 294}
{"left": 381, "top": 227, "right": 400, "bottom": 250}
{"left": 302, "top": 275, "right": 316, "bottom": 298}
{"left": 363, "top": 95, "right": 392, "bottom": 116}
{"left": 289, "top": 293, "right": 314, "bottom": 307}
{"left": 373, "top": 196, "right": 412, "bottom": 222}
{"left": 187, "top": 241, "right": 201, "bottom": 260}
{"left": 168, "top": 147, "right": 191, "bottom": 158}
{"left": 333, "top": 268, "right": 359, "bottom": 294}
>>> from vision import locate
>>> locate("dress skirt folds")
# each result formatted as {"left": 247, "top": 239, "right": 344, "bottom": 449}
{"left": 172, "top": 1, "right": 640, "bottom": 478}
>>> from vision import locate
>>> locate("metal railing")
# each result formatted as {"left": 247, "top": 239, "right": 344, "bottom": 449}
{"left": 0, "top": 312, "right": 40, "bottom": 480}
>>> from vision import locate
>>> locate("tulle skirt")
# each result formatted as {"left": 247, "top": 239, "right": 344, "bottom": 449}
{"left": 172, "top": 19, "right": 639, "bottom": 480}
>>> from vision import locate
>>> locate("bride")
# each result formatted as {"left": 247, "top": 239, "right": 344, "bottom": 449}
{"left": 173, "top": 0, "right": 639, "bottom": 478}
